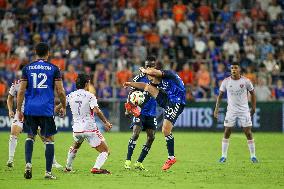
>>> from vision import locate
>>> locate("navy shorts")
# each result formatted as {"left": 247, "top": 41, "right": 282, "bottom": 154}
{"left": 156, "top": 89, "right": 185, "bottom": 125}
{"left": 23, "top": 115, "right": 57, "bottom": 137}
{"left": 130, "top": 115, "right": 157, "bottom": 131}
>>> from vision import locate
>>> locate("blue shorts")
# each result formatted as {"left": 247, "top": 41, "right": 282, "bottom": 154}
{"left": 23, "top": 115, "right": 57, "bottom": 137}
{"left": 156, "top": 89, "right": 185, "bottom": 125}
{"left": 130, "top": 115, "right": 157, "bottom": 131}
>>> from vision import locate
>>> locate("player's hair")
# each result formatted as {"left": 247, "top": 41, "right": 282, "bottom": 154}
{"left": 145, "top": 55, "right": 156, "bottom": 68}
{"left": 76, "top": 74, "right": 90, "bottom": 89}
{"left": 231, "top": 62, "right": 240, "bottom": 66}
{"left": 35, "top": 42, "right": 50, "bottom": 57}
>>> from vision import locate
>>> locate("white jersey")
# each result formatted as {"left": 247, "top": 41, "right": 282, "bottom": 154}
{"left": 67, "top": 89, "right": 99, "bottom": 132}
{"left": 220, "top": 76, "right": 254, "bottom": 114}
{"left": 9, "top": 80, "right": 25, "bottom": 112}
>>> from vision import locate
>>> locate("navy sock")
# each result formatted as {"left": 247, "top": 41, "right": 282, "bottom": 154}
{"left": 25, "top": 138, "right": 34, "bottom": 164}
{"left": 126, "top": 138, "right": 136, "bottom": 160}
{"left": 45, "top": 142, "right": 54, "bottom": 172}
{"left": 137, "top": 145, "right": 150, "bottom": 163}
{"left": 165, "top": 133, "right": 174, "bottom": 157}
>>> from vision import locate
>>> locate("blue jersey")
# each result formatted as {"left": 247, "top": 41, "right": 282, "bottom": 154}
{"left": 21, "top": 59, "right": 62, "bottom": 116}
{"left": 132, "top": 73, "right": 156, "bottom": 117}
{"left": 158, "top": 70, "right": 186, "bottom": 105}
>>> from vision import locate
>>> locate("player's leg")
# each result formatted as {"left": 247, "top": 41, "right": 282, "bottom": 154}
{"left": 135, "top": 128, "right": 155, "bottom": 171}
{"left": 243, "top": 126, "right": 258, "bottom": 163}
{"left": 125, "top": 122, "right": 141, "bottom": 169}
{"left": 219, "top": 126, "right": 232, "bottom": 162}
{"left": 65, "top": 138, "right": 83, "bottom": 172}
{"left": 89, "top": 132, "right": 111, "bottom": 174}
{"left": 7, "top": 122, "right": 22, "bottom": 167}
{"left": 38, "top": 131, "right": 62, "bottom": 169}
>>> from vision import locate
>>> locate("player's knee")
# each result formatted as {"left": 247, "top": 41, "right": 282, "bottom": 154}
{"left": 132, "top": 133, "right": 140, "bottom": 141}
{"left": 147, "top": 135, "right": 155, "bottom": 143}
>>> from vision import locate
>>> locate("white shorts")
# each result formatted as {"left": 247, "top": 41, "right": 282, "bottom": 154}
{"left": 73, "top": 130, "right": 105, "bottom": 148}
{"left": 12, "top": 111, "right": 23, "bottom": 129}
{"left": 224, "top": 112, "right": 252, "bottom": 127}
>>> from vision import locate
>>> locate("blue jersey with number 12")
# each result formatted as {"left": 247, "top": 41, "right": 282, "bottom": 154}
{"left": 21, "top": 59, "right": 62, "bottom": 116}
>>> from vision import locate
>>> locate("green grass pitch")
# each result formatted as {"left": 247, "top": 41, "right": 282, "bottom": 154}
{"left": 0, "top": 132, "right": 283, "bottom": 189}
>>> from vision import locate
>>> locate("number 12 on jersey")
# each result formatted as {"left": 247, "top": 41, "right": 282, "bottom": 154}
{"left": 31, "top": 73, "right": 48, "bottom": 88}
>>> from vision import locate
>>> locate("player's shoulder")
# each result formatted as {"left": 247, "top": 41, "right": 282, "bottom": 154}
{"left": 133, "top": 73, "right": 146, "bottom": 82}
{"left": 222, "top": 76, "right": 231, "bottom": 82}
{"left": 241, "top": 76, "right": 251, "bottom": 82}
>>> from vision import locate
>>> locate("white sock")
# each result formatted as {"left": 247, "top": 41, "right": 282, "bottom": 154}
{"left": 8, "top": 135, "right": 18, "bottom": 161}
{"left": 66, "top": 147, "right": 78, "bottom": 168}
{"left": 93, "top": 152, "right": 108, "bottom": 169}
{"left": 247, "top": 139, "right": 256, "bottom": 158}
{"left": 222, "top": 138, "right": 229, "bottom": 158}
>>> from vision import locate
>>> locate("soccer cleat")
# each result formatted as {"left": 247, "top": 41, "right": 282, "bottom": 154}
{"left": 125, "top": 102, "right": 141, "bottom": 117}
{"left": 52, "top": 161, "right": 63, "bottom": 169}
{"left": 251, "top": 157, "right": 259, "bottom": 163}
{"left": 64, "top": 166, "right": 73, "bottom": 172}
{"left": 24, "top": 163, "right": 32, "bottom": 179}
{"left": 44, "top": 172, "right": 57, "bottom": 179}
{"left": 91, "top": 168, "right": 111, "bottom": 174}
{"left": 7, "top": 160, "right": 14, "bottom": 168}
{"left": 162, "top": 158, "right": 177, "bottom": 171}
{"left": 134, "top": 162, "right": 148, "bottom": 171}
{"left": 219, "top": 157, "right": 227, "bottom": 163}
{"left": 124, "top": 160, "right": 131, "bottom": 169}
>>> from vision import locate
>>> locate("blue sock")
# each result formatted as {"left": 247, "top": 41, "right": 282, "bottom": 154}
{"left": 165, "top": 134, "right": 174, "bottom": 157}
{"left": 45, "top": 142, "right": 54, "bottom": 172}
{"left": 137, "top": 145, "right": 150, "bottom": 163}
{"left": 25, "top": 138, "right": 34, "bottom": 164}
{"left": 126, "top": 138, "right": 136, "bottom": 160}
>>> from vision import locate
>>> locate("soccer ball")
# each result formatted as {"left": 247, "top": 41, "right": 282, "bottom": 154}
{"left": 129, "top": 91, "right": 145, "bottom": 106}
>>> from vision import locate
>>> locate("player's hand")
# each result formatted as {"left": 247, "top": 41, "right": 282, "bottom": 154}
{"left": 8, "top": 110, "right": 15, "bottom": 118}
{"left": 213, "top": 108, "right": 219, "bottom": 119}
{"left": 104, "top": 121, "right": 112, "bottom": 132}
{"left": 250, "top": 108, "right": 255, "bottom": 117}
{"left": 17, "top": 110, "right": 24, "bottom": 122}
{"left": 123, "top": 82, "right": 131, "bottom": 88}
{"left": 59, "top": 107, "right": 66, "bottom": 118}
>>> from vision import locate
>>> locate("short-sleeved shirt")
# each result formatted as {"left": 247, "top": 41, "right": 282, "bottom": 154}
{"left": 220, "top": 76, "right": 254, "bottom": 114}
{"left": 21, "top": 59, "right": 62, "bottom": 116}
{"left": 67, "top": 89, "right": 99, "bottom": 132}
{"left": 9, "top": 80, "right": 25, "bottom": 112}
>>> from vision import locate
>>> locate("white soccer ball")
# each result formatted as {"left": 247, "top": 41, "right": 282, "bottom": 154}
{"left": 129, "top": 91, "right": 145, "bottom": 106}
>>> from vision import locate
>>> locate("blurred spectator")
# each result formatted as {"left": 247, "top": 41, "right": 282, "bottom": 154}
{"left": 43, "top": 0, "right": 56, "bottom": 22}
{"left": 56, "top": 0, "right": 71, "bottom": 23}
{"left": 64, "top": 64, "right": 78, "bottom": 83}
{"left": 67, "top": 50, "right": 83, "bottom": 70}
{"left": 274, "top": 79, "right": 284, "bottom": 100}
{"left": 198, "top": 0, "right": 213, "bottom": 21}
{"left": 0, "top": 77, "right": 7, "bottom": 98}
{"left": 157, "top": 13, "right": 175, "bottom": 36}
{"left": 96, "top": 81, "right": 112, "bottom": 99}
{"left": 115, "top": 64, "right": 132, "bottom": 87}
{"left": 93, "top": 63, "right": 110, "bottom": 87}
{"left": 267, "top": 0, "right": 282, "bottom": 21}
{"left": 172, "top": 0, "right": 187, "bottom": 23}
{"left": 178, "top": 63, "right": 194, "bottom": 87}
{"left": 51, "top": 51, "right": 66, "bottom": 71}
{"left": 196, "top": 63, "right": 211, "bottom": 98}
{"left": 223, "top": 36, "right": 239, "bottom": 61}
{"left": 243, "top": 36, "right": 256, "bottom": 62}
{"left": 63, "top": 77, "right": 76, "bottom": 95}
{"left": 244, "top": 66, "right": 257, "bottom": 84}
{"left": 133, "top": 40, "right": 147, "bottom": 62}
{"left": 83, "top": 40, "right": 100, "bottom": 71}
{"left": 0, "top": 12, "right": 15, "bottom": 34}
{"left": 14, "top": 39, "right": 28, "bottom": 61}
{"left": 263, "top": 53, "right": 279, "bottom": 73}
{"left": 124, "top": 2, "right": 137, "bottom": 21}
{"left": 255, "top": 77, "right": 272, "bottom": 101}
{"left": 138, "top": 0, "right": 155, "bottom": 22}
{"left": 5, "top": 53, "right": 20, "bottom": 71}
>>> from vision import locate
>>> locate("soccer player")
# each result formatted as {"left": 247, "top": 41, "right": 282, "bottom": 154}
{"left": 124, "top": 60, "right": 186, "bottom": 171}
{"left": 55, "top": 74, "right": 112, "bottom": 174}
{"left": 124, "top": 56, "right": 157, "bottom": 171}
{"left": 214, "top": 62, "right": 258, "bottom": 163}
{"left": 17, "top": 42, "right": 66, "bottom": 179}
{"left": 7, "top": 80, "right": 62, "bottom": 168}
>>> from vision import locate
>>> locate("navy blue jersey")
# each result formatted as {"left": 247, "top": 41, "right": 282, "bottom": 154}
{"left": 132, "top": 73, "right": 157, "bottom": 116}
{"left": 158, "top": 70, "right": 186, "bottom": 105}
{"left": 21, "top": 59, "right": 62, "bottom": 116}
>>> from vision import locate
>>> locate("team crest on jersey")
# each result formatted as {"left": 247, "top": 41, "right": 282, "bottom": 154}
{"left": 240, "top": 84, "right": 244, "bottom": 88}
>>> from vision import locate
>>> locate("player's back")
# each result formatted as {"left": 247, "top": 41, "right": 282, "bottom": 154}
{"left": 159, "top": 70, "right": 186, "bottom": 105}
{"left": 22, "top": 60, "right": 61, "bottom": 116}
{"left": 133, "top": 73, "right": 156, "bottom": 117}
{"left": 67, "top": 89, "right": 98, "bottom": 132}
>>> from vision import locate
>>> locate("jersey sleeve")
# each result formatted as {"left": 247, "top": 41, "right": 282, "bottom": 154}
{"left": 161, "top": 70, "right": 176, "bottom": 79}
{"left": 246, "top": 79, "right": 254, "bottom": 91}
{"left": 89, "top": 94, "right": 99, "bottom": 109}
{"left": 8, "top": 83, "right": 17, "bottom": 96}
{"left": 54, "top": 66, "right": 62, "bottom": 81}
{"left": 21, "top": 66, "right": 28, "bottom": 81}
{"left": 219, "top": 79, "right": 227, "bottom": 92}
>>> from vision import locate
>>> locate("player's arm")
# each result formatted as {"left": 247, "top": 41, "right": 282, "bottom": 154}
{"left": 123, "top": 82, "right": 147, "bottom": 91}
{"left": 93, "top": 107, "right": 112, "bottom": 132}
{"left": 249, "top": 90, "right": 256, "bottom": 117}
{"left": 7, "top": 94, "right": 14, "bottom": 118}
{"left": 214, "top": 91, "right": 224, "bottom": 119}
{"left": 16, "top": 80, "right": 27, "bottom": 121}
{"left": 55, "top": 80, "right": 66, "bottom": 116}
{"left": 140, "top": 67, "right": 163, "bottom": 77}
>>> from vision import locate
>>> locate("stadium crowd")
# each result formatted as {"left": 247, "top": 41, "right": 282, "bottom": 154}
{"left": 0, "top": 0, "right": 284, "bottom": 104}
